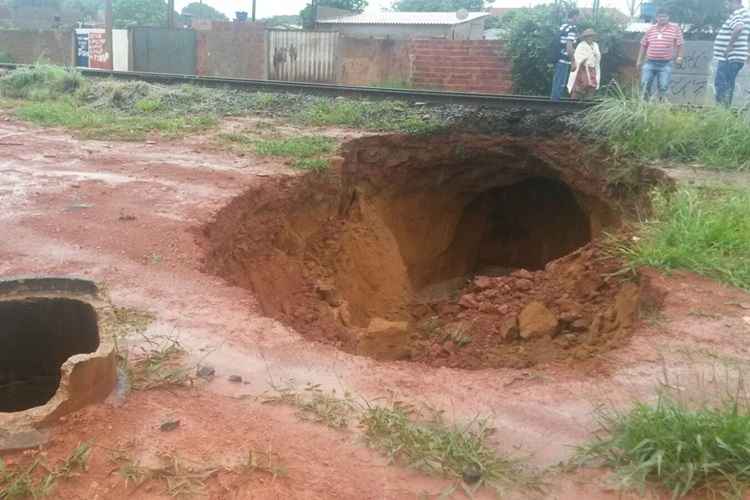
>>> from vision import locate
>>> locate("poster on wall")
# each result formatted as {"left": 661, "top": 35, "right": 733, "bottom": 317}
{"left": 75, "top": 29, "right": 111, "bottom": 70}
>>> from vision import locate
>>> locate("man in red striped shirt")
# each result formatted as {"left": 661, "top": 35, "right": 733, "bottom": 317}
{"left": 636, "top": 9, "right": 685, "bottom": 101}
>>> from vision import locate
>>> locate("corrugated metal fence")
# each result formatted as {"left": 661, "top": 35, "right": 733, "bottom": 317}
{"left": 268, "top": 31, "right": 339, "bottom": 82}
{"left": 132, "top": 28, "right": 196, "bottom": 75}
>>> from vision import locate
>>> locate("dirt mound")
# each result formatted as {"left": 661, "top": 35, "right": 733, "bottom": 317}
{"left": 201, "top": 133, "right": 660, "bottom": 369}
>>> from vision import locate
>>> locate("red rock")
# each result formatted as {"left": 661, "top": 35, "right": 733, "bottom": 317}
{"left": 459, "top": 294, "right": 479, "bottom": 309}
{"left": 511, "top": 269, "right": 533, "bottom": 280}
{"left": 473, "top": 276, "right": 494, "bottom": 290}
{"left": 518, "top": 302, "right": 559, "bottom": 339}
{"left": 496, "top": 304, "right": 510, "bottom": 315}
{"left": 514, "top": 279, "right": 533, "bottom": 291}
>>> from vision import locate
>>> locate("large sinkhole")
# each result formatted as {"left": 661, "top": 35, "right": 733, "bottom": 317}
{"left": 0, "top": 298, "right": 100, "bottom": 412}
{"left": 203, "top": 134, "right": 640, "bottom": 368}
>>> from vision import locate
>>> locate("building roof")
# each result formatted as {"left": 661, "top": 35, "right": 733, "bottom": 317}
{"left": 317, "top": 11, "right": 490, "bottom": 26}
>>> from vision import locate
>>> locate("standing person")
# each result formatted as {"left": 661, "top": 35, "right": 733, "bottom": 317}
{"left": 551, "top": 8, "right": 581, "bottom": 101}
{"left": 568, "top": 29, "right": 601, "bottom": 99}
{"left": 637, "top": 9, "right": 685, "bottom": 101}
{"left": 713, "top": 0, "right": 750, "bottom": 106}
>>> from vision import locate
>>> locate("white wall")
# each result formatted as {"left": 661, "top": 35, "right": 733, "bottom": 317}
{"left": 112, "top": 29, "right": 129, "bottom": 71}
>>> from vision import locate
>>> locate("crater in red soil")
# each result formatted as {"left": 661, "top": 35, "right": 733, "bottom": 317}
{"left": 203, "top": 134, "right": 660, "bottom": 369}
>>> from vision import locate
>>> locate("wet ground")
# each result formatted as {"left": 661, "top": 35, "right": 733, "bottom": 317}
{"left": 2, "top": 117, "right": 750, "bottom": 499}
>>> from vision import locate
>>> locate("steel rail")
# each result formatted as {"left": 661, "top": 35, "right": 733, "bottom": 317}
{"left": 0, "top": 63, "right": 596, "bottom": 111}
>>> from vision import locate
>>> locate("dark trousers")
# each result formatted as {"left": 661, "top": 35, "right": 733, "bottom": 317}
{"left": 550, "top": 61, "right": 570, "bottom": 101}
{"left": 715, "top": 60, "right": 745, "bottom": 107}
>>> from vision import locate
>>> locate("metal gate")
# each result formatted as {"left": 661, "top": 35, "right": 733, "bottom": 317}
{"left": 268, "top": 31, "right": 339, "bottom": 82}
{"left": 132, "top": 28, "right": 196, "bottom": 75}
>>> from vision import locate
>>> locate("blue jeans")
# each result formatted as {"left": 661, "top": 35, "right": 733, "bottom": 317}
{"left": 641, "top": 60, "right": 673, "bottom": 100}
{"left": 551, "top": 61, "right": 571, "bottom": 101}
{"left": 715, "top": 60, "right": 744, "bottom": 107}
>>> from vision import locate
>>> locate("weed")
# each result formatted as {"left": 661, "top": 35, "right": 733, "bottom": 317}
{"left": 296, "top": 99, "right": 439, "bottom": 134}
{"left": 618, "top": 188, "right": 750, "bottom": 291}
{"left": 443, "top": 322, "right": 473, "bottom": 348}
{"left": 134, "top": 98, "right": 161, "bottom": 113}
{"left": 254, "top": 136, "right": 335, "bottom": 159}
{"left": 262, "top": 383, "right": 357, "bottom": 429}
{"left": 241, "top": 446, "right": 288, "bottom": 479}
{"left": 128, "top": 338, "right": 192, "bottom": 391}
{"left": 0, "top": 442, "right": 92, "bottom": 499}
{"left": 360, "top": 403, "right": 523, "bottom": 490}
{"left": 583, "top": 94, "right": 750, "bottom": 170}
{"left": 113, "top": 307, "right": 155, "bottom": 336}
{"left": 0, "top": 65, "right": 83, "bottom": 100}
{"left": 292, "top": 158, "right": 329, "bottom": 172}
{"left": 578, "top": 394, "right": 750, "bottom": 498}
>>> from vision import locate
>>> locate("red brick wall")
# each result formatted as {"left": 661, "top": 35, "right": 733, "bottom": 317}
{"left": 195, "top": 22, "right": 266, "bottom": 79}
{"left": 408, "top": 40, "right": 512, "bottom": 94}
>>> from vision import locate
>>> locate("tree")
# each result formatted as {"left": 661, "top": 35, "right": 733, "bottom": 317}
{"left": 500, "top": 4, "right": 626, "bottom": 95}
{"left": 181, "top": 2, "right": 227, "bottom": 21}
{"left": 392, "top": 0, "right": 492, "bottom": 11}
{"left": 654, "top": 0, "right": 728, "bottom": 36}
{"left": 112, "top": 0, "right": 166, "bottom": 27}
{"left": 299, "top": 0, "right": 368, "bottom": 29}
{"left": 263, "top": 14, "right": 301, "bottom": 27}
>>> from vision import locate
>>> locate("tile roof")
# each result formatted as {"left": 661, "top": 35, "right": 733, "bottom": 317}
{"left": 318, "top": 11, "right": 490, "bottom": 26}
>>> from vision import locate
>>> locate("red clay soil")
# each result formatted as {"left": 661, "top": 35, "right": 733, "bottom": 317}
{"left": 202, "top": 133, "right": 662, "bottom": 370}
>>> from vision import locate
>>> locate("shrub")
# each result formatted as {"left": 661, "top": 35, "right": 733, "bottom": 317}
{"left": 579, "top": 395, "right": 750, "bottom": 497}
{"left": 619, "top": 188, "right": 750, "bottom": 290}
{"left": 583, "top": 95, "right": 750, "bottom": 169}
{"left": 0, "top": 65, "right": 83, "bottom": 100}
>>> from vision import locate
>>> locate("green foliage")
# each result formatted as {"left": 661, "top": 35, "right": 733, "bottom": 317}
{"left": 579, "top": 396, "right": 750, "bottom": 497}
{"left": 500, "top": 4, "right": 626, "bottom": 95}
{"left": 583, "top": 95, "right": 750, "bottom": 169}
{"left": 297, "top": 99, "right": 439, "bottom": 133}
{"left": 391, "top": 0, "right": 492, "bottom": 11}
{"left": 17, "top": 99, "right": 216, "bottom": 141}
{"left": 654, "top": 0, "right": 728, "bottom": 37}
{"left": 618, "top": 188, "right": 750, "bottom": 291}
{"left": 0, "top": 51, "right": 13, "bottom": 64}
{"left": 300, "top": 0, "right": 368, "bottom": 29}
{"left": 361, "top": 404, "right": 523, "bottom": 489}
{"left": 254, "top": 136, "right": 335, "bottom": 159}
{"left": 262, "top": 383, "right": 357, "bottom": 428}
{"left": 181, "top": 1, "right": 227, "bottom": 21}
{"left": 262, "top": 14, "right": 301, "bottom": 28}
{"left": 113, "top": 0, "right": 166, "bottom": 27}
{"left": 0, "top": 65, "right": 83, "bottom": 100}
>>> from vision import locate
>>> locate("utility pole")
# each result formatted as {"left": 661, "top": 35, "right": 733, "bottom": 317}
{"left": 105, "top": 0, "right": 113, "bottom": 69}
{"left": 592, "top": 0, "right": 601, "bottom": 25}
{"left": 251, "top": 0, "right": 256, "bottom": 21}
{"left": 167, "top": 0, "right": 175, "bottom": 28}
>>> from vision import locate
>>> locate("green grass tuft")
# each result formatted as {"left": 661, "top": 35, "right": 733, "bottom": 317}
{"left": 297, "top": 99, "right": 439, "bottom": 134}
{"left": 578, "top": 396, "right": 750, "bottom": 498}
{"left": 0, "top": 65, "right": 83, "bottom": 100}
{"left": 619, "top": 187, "right": 750, "bottom": 290}
{"left": 360, "top": 404, "right": 523, "bottom": 490}
{"left": 583, "top": 95, "right": 750, "bottom": 170}
{"left": 254, "top": 136, "right": 335, "bottom": 159}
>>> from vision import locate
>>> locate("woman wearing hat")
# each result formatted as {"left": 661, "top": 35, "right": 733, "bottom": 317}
{"left": 567, "top": 29, "right": 601, "bottom": 99}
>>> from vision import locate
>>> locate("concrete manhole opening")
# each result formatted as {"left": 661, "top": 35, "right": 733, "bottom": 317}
{"left": 0, "top": 298, "right": 99, "bottom": 412}
{"left": 0, "top": 278, "right": 116, "bottom": 433}
{"left": 204, "top": 134, "right": 655, "bottom": 369}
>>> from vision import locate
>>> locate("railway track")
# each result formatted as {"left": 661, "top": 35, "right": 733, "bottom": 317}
{"left": 0, "top": 63, "right": 596, "bottom": 112}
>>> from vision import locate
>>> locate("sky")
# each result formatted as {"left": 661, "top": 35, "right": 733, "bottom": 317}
{"left": 173, "top": 0, "right": 636, "bottom": 21}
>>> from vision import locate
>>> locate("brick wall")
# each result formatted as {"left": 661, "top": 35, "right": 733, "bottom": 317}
{"left": 0, "top": 30, "right": 73, "bottom": 65}
{"left": 339, "top": 37, "right": 411, "bottom": 86}
{"left": 409, "top": 40, "right": 512, "bottom": 94}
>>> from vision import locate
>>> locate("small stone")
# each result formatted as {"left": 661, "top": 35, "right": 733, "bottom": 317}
{"left": 559, "top": 311, "right": 581, "bottom": 324}
{"left": 443, "top": 340, "right": 456, "bottom": 353}
{"left": 495, "top": 304, "right": 510, "bottom": 315}
{"left": 478, "top": 302, "right": 496, "bottom": 314}
{"left": 511, "top": 269, "right": 533, "bottom": 280}
{"left": 462, "top": 464, "right": 482, "bottom": 485}
{"left": 473, "top": 276, "right": 493, "bottom": 290}
{"left": 357, "top": 318, "right": 410, "bottom": 361}
{"left": 458, "top": 294, "right": 479, "bottom": 309}
{"left": 229, "top": 375, "right": 243, "bottom": 383}
{"left": 514, "top": 279, "right": 533, "bottom": 291}
{"left": 498, "top": 316, "right": 519, "bottom": 341}
{"left": 196, "top": 366, "right": 215, "bottom": 379}
{"left": 570, "top": 319, "right": 589, "bottom": 332}
{"left": 518, "top": 301, "right": 559, "bottom": 339}
{"left": 160, "top": 419, "right": 180, "bottom": 432}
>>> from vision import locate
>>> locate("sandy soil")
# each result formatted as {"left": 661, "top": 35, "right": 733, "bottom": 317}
{"left": 2, "top": 118, "right": 750, "bottom": 499}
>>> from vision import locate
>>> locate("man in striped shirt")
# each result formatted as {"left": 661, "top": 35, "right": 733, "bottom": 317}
{"left": 637, "top": 9, "right": 685, "bottom": 101}
{"left": 713, "top": 0, "right": 750, "bottom": 106}
{"left": 550, "top": 9, "right": 580, "bottom": 101}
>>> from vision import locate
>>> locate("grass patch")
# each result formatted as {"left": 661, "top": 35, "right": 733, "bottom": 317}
{"left": 617, "top": 187, "right": 750, "bottom": 290}
{"left": 360, "top": 403, "right": 525, "bottom": 491}
{"left": 262, "top": 383, "right": 357, "bottom": 429}
{"left": 16, "top": 99, "right": 216, "bottom": 141}
{"left": 578, "top": 396, "right": 750, "bottom": 498}
{"left": 254, "top": 136, "right": 335, "bottom": 159}
{"left": 127, "top": 337, "right": 193, "bottom": 391}
{"left": 0, "top": 442, "right": 91, "bottom": 499}
{"left": 0, "top": 65, "right": 83, "bottom": 101}
{"left": 297, "top": 99, "right": 439, "bottom": 134}
{"left": 583, "top": 95, "right": 750, "bottom": 170}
